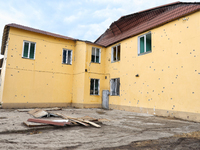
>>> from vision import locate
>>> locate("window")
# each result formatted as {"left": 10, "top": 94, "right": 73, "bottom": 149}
{"left": 62, "top": 49, "right": 72, "bottom": 65}
{"left": 91, "top": 47, "right": 101, "bottom": 63}
{"left": 110, "top": 78, "right": 120, "bottom": 96}
{"left": 90, "top": 79, "right": 100, "bottom": 95}
{"left": 111, "top": 44, "right": 120, "bottom": 62}
{"left": 22, "top": 41, "right": 36, "bottom": 59}
{"left": 138, "top": 32, "right": 151, "bottom": 55}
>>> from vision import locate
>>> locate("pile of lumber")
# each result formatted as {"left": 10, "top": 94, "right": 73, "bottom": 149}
{"left": 23, "top": 109, "right": 104, "bottom": 128}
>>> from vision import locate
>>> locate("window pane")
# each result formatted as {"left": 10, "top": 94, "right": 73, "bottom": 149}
{"left": 113, "top": 47, "right": 116, "bottom": 61}
{"left": 117, "top": 45, "right": 120, "bottom": 61}
{"left": 116, "top": 78, "right": 120, "bottom": 95}
{"left": 140, "top": 37, "right": 145, "bottom": 53}
{"left": 67, "top": 50, "right": 72, "bottom": 64}
{"left": 90, "top": 79, "right": 94, "bottom": 95}
{"left": 146, "top": 33, "right": 151, "bottom": 52}
{"left": 91, "top": 48, "right": 95, "bottom": 62}
{"left": 96, "top": 48, "right": 100, "bottom": 63}
{"left": 63, "top": 50, "right": 66, "bottom": 63}
{"left": 29, "top": 43, "right": 35, "bottom": 59}
{"left": 23, "top": 42, "right": 29, "bottom": 58}
{"left": 95, "top": 79, "right": 99, "bottom": 95}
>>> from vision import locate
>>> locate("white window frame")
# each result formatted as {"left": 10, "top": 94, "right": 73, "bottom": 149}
{"left": 62, "top": 49, "right": 72, "bottom": 65}
{"left": 111, "top": 44, "right": 120, "bottom": 62}
{"left": 90, "top": 78, "right": 100, "bottom": 95}
{"left": 110, "top": 78, "right": 120, "bottom": 96}
{"left": 22, "top": 41, "right": 36, "bottom": 59}
{"left": 91, "top": 47, "right": 101, "bottom": 63}
{"left": 138, "top": 32, "right": 151, "bottom": 55}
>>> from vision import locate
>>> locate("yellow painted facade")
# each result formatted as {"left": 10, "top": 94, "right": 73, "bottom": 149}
{"left": 1, "top": 10, "right": 200, "bottom": 121}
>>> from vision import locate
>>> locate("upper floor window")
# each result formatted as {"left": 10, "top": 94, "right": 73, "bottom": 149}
{"left": 22, "top": 41, "right": 36, "bottom": 59}
{"left": 111, "top": 44, "right": 120, "bottom": 62}
{"left": 110, "top": 78, "right": 120, "bottom": 96}
{"left": 62, "top": 49, "right": 72, "bottom": 65}
{"left": 91, "top": 47, "right": 101, "bottom": 63}
{"left": 90, "top": 79, "right": 100, "bottom": 95}
{"left": 138, "top": 32, "right": 151, "bottom": 55}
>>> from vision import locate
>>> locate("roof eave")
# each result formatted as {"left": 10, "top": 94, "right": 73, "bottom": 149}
{"left": 104, "top": 8, "right": 200, "bottom": 47}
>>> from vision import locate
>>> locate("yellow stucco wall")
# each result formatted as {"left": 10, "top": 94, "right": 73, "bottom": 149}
{"left": 106, "top": 11, "right": 200, "bottom": 120}
{"left": 1, "top": 27, "right": 75, "bottom": 108}
{"left": 1, "top": 10, "right": 200, "bottom": 121}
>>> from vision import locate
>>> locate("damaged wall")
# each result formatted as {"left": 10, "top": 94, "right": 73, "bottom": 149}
{"left": 105, "top": 11, "right": 200, "bottom": 122}
{"left": 1, "top": 27, "right": 75, "bottom": 108}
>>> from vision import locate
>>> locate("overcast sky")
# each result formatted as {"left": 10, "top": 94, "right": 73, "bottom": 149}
{"left": 0, "top": 0, "right": 199, "bottom": 49}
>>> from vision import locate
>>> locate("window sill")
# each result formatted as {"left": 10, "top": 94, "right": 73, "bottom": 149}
{"left": 90, "top": 94, "right": 99, "bottom": 96}
{"left": 138, "top": 51, "right": 152, "bottom": 56}
{"left": 111, "top": 60, "right": 120, "bottom": 63}
{"left": 62, "top": 63, "right": 72, "bottom": 65}
{"left": 91, "top": 62, "right": 100, "bottom": 64}
{"left": 22, "top": 57, "right": 35, "bottom": 60}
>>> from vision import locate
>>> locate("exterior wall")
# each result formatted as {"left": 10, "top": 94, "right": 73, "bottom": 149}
{"left": 1, "top": 27, "right": 75, "bottom": 108}
{"left": 105, "top": 11, "right": 200, "bottom": 122}
{"left": 83, "top": 44, "right": 108, "bottom": 108}
{"left": 72, "top": 41, "right": 86, "bottom": 107}
{"left": 0, "top": 37, "right": 9, "bottom": 103}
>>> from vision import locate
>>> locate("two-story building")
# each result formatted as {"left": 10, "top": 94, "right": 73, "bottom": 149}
{"left": 1, "top": 2, "right": 200, "bottom": 122}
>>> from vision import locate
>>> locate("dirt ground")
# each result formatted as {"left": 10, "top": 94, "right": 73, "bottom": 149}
{"left": 1, "top": 108, "right": 200, "bottom": 150}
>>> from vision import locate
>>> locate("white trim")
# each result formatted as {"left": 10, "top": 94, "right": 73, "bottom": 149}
{"left": 90, "top": 78, "right": 100, "bottom": 96}
{"left": 110, "top": 78, "right": 120, "bottom": 96}
{"left": 91, "top": 47, "right": 101, "bottom": 63}
{"left": 62, "top": 49, "right": 72, "bottom": 65}
{"left": 22, "top": 40, "right": 36, "bottom": 59}
{"left": 111, "top": 44, "right": 120, "bottom": 62}
{"left": 138, "top": 32, "right": 151, "bottom": 55}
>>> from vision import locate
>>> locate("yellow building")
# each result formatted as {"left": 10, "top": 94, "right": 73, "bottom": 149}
{"left": 1, "top": 2, "right": 200, "bottom": 122}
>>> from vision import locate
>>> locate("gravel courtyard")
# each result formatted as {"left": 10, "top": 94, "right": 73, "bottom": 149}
{"left": 1, "top": 108, "right": 200, "bottom": 149}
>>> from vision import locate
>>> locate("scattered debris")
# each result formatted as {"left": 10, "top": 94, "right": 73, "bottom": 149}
{"left": 57, "top": 113, "right": 90, "bottom": 127}
{"left": 28, "top": 109, "right": 58, "bottom": 118}
{"left": 97, "top": 118, "right": 110, "bottom": 122}
{"left": 29, "top": 130, "right": 42, "bottom": 135}
{"left": 27, "top": 118, "right": 71, "bottom": 126}
{"left": 96, "top": 109, "right": 106, "bottom": 114}
{"left": 0, "top": 117, "right": 7, "bottom": 119}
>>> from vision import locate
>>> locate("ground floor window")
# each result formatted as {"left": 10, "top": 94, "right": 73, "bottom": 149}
{"left": 110, "top": 78, "right": 120, "bottom": 96}
{"left": 90, "top": 79, "right": 100, "bottom": 95}
{"left": 63, "top": 49, "right": 72, "bottom": 65}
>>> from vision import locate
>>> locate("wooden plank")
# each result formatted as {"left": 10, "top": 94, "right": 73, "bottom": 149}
{"left": 33, "top": 110, "right": 48, "bottom": 118}
{"left": 56, "top": 113, "right": 101, "bottom": 127}
{"left": 56, "top": 113, "right": 90, "bottom": 127}
{"left": 28, "top": 109, "right": 41, "bottom": 115}
{"left": 81, "top": 119, "right": 101, "bottom": 128}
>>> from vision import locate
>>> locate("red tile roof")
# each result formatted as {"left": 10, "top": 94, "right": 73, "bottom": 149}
{"left": 6, "top": 23, "right": 76, "bottom": 41}
{"left": 95, "top": 2, "right": 200, "bottom": 47}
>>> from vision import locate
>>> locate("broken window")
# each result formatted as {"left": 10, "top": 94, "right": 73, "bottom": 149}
{"left": 22, "top": 41, "right": 36, "bottom": 59}
{"left": 111, "top": 44, "right": 120, "bottom": 62}
{"left": 138, "top": 32, "right": 151, "bottom": 55}
{"left": 91, "top": 47, "right": 101, "bottom": 63}
{"left": 110, "top": 78, "right": 120, "bottom": 96}
{"left": 90, "top": 79, "right": 100, "bottom": 95}
{"left": 62, "top": 49, "right": 72, "bottom": 65}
